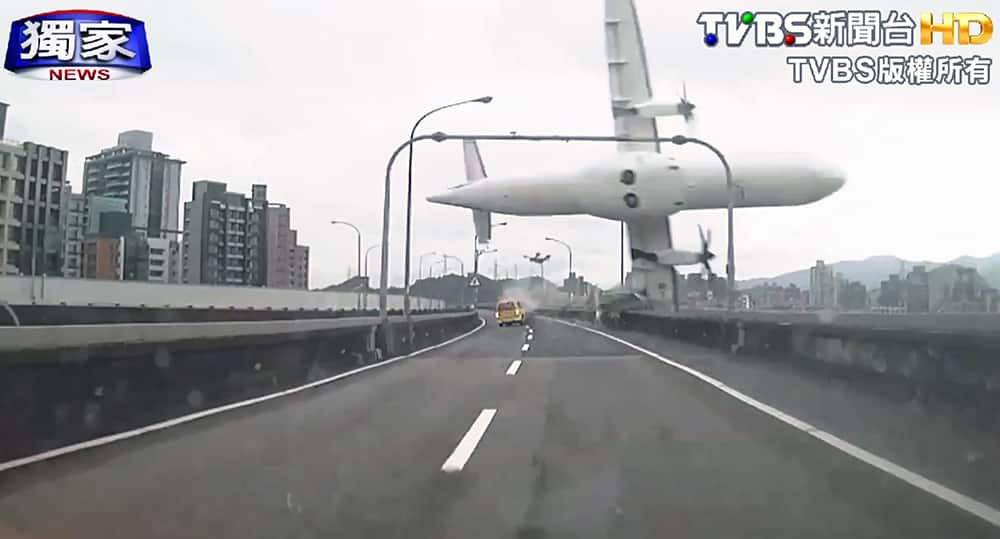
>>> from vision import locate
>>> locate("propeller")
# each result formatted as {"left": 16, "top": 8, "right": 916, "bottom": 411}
{"left": 678, "top": 82, "right": 696, "bottom": 123}
{"left": 677, "top": 82, "right": 698, "bottom": 136}
{"left": 697, "top": 224, "right": 716, "bottom": 275}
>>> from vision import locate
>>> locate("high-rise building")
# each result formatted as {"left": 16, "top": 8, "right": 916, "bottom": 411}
{"left": 82, "top": 130, "right": 184, "bottom": 282}
{"left": 182, "top": 180, "right": 268, "bottom": 286}
{"left": 879, "top": 274, "right": 905, "bottom": 308}
{"left": 147, "top": 236, "right": 180, "bottom": 283}
{"left": 82, "top": 130, "right": 184, "bottom": 236}
{"left": 809, "top": 260, "right": 836, "bottom": 308}
{"left": 905, "top": 265, "right": 930, "bottom": 312}
{"left": 61, "top": 193, "right": 86, "bottom": 277}
{"left": 837, "top": 280, "right": 868, "bottom": 311}
{"left": 0, "top": 104, "right": 70, "bottom": 276}
{"left": 82, "top": 236, "right": 123, "bottom": 280}
{"left": 289, "top": 231, "right": 310, "bottom": 289}
{"left": 61, "top": 193, "right": 129, "bottom": 278}
{"left": 265, "top": 203, "right": 310, "bottom": 289}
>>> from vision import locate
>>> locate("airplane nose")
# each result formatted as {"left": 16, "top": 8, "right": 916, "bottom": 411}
{"left": 814, "top": 162, "right": 846, "bottom": 194}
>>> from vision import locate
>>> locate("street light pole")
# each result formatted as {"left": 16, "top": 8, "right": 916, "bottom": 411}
{"left": 416, "top": 250, "right": 437, "bottom": 311}
{"left": 545, "top": 236, "right": 573, "bottom": 304}
{"left": 473, "top": 221, "right": 506, "bottom": 308}
{"left": 364, "top": 243, "right": 380, "bottom": 310}
{"left": 442, "top": 254, "right": 464, "bottom": 277}
{"left": 379, "top": 132, "right": 735, "bottom": 325}
{"left": 331, "top": 220, "right": 362, "bottom": 310}
{"left": 403, "top": 96, "right": 494, "bottom": 337}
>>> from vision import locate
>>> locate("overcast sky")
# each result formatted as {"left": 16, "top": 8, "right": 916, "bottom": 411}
{"left": 2, "top": 0, "right": 997, "bottom": 289}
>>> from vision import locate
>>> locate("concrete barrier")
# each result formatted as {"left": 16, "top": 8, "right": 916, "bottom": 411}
{"left": 542, "top": 309, "right": 1000, "bottom": 411}
{"left": 0, "top": 312, "right": 480, "bottom": 463}
{"left": 0, "top": 275, "right": 443, "bottom": 311}
{"left": 0, "top": 304, "right": 466, "bottom": 326}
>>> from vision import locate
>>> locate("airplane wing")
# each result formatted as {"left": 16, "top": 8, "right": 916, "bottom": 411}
{"left": 605, "top": 0, "right": 679, "bottom": 310}
{"left": 604, "top": 0, "right": 660, "bottom": 153}
{"left": 463, "top": 140, "right": 492, "bottom": 244}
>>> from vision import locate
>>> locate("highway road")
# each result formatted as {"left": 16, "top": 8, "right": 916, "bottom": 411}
{"left": 1, "top": 314, "right": 999, "bottom": 538}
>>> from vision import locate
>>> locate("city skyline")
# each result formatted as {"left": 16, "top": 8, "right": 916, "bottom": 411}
{"left": 0, "top": 104, "right": 313, "bottom": 288}
{"left": 0, "top": 0, "right": 997, "bottom": 289}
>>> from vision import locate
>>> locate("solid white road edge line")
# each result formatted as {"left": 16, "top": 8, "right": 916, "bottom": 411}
{"left": 0, "top": 316, "right": 488, "bottom": 474}
{"left": 506, "top": 360, "right": 522, "bottom": 376}
{"left": 547, "top": 317, "right": 1000, "bottom": 529}
{"left": 441, "top": 408, "right": 497, "bottom": 473}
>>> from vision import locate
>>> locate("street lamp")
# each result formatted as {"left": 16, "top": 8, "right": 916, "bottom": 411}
{"left": 379, "top": 132, "right": 735, "bottom": 327}
{"left": 471, "top": 221, "right": 507, "bottom": 306}
{"left": 416, "top": 251, "right": 437, "bottom": 310}
{"left": 545, "top": 236, "right": 573, "bottom": 303}
{"left": 363, "top": 243, "right": 380, "bottom": 310}
{"left": 492, "top": 262, "right": 509, "bottom": 280}
{"left": 442, "top": 253, "right": 467, "bottom": 306}
{"left": 402, "top": 96, "right": 494, "bottom": 331}
{"left": 441, "top": 254, "right": 465, "bottom": 277}
{"left": 331, "top": 220, "right": 362, "bottom": 310}
{"left": 474, "top": 221, "right": 507, "bottom": 271}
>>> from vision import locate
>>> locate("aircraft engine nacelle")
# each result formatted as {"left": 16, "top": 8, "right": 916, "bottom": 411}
{"left": 577, "top": 152, "right": 687, "bottom": 219}
{"left": 631, "top": 100, "right": 683, "bottom": 118}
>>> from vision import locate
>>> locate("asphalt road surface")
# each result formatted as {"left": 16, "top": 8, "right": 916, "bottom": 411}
{"left": 1, "top": 314, "right": 998, "bottom": 538}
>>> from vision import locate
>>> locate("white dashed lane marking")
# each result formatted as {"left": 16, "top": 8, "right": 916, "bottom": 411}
{"left": 506, "top": 360, "right": 522, "bottom": 376}
{"left": 441, "top": 409, "right": 497, "bottom": 473}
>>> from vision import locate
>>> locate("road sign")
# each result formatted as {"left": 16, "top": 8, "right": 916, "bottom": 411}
{"left": 468, "top": 276, "right": 481, "bottom": 287}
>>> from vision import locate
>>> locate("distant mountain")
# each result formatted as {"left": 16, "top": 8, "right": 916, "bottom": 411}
{"left": 950, "top": 253, "right": 1000, "bottom": 288}
{"left": 741, "top": 253, "right": 1000, "bottom": 290}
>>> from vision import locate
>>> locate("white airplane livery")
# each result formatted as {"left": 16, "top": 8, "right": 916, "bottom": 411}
{"left": 427, "top": 0, "right": 845, "bottom": 310}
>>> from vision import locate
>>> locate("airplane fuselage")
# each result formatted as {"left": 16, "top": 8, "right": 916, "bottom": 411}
{"left": 428, "top": 151, "right": 844, "bottom": 221}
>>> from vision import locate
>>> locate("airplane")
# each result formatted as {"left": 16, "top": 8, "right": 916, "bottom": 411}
{"left": 427, "top": 0, "right": 845, "bottom": 312}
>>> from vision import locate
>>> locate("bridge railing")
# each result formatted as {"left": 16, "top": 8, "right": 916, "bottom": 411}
{"left": 541, "top": 308, "right": 1000, "bottom": 416}
{"left": 0, "top": 311, "right": 480, "bottom": 466}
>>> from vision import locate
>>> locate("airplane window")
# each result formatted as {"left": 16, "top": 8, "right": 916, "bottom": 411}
{"left": 624, "top": 193, "right": 639, "bottom": 208}
{"left": 620, "top": 169, "right": 636, "bottom": 185}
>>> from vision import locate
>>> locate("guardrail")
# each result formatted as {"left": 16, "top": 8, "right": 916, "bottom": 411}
{"left": 541, "top": 308, "right": 1000, "bottom": 415}
{"left": 0, "top": 312, "right": 473, "bottom": 353}
{"left": 0, "top": 304, "right": 469, "bottom": 326}
{"left": 0, "top": 311, "right": 480, "bottom": 464}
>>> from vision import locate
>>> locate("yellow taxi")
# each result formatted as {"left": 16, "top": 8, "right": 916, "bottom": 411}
{"left": 495, "top": 300, "right": 526, "bottom": 326}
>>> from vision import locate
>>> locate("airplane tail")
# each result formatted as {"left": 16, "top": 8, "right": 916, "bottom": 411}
{"left": 463, "top": 140, "right": 492, "bottom": 244}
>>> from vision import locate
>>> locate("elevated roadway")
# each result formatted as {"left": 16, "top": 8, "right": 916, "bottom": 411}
{"left": 2, "top": 314, "right": 998, "bottom": 538}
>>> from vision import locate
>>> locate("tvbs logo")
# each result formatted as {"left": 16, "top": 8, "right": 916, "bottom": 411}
{"left": 3, "top": 9, "right": 152, "bottom": 80}
{"left": 697, "top": 11, "right": 992, "bottom": 47}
